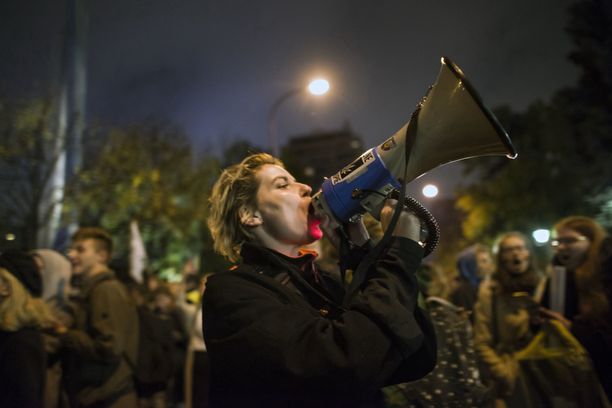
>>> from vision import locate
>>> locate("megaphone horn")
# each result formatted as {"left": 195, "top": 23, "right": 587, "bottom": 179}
{"left": 380, "top": 56, "right": 517, "bottom": 186}
{"left": 311, "top": 57, "right": 517, "bottom": 252}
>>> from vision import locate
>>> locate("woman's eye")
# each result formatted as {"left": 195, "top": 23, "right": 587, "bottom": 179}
{"left": 277, "top": 183, "right": 288, "bottom": 189}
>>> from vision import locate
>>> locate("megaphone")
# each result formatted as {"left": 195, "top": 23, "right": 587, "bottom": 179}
{"left": 311, "top": 57, "right": 517, "bottom": 253}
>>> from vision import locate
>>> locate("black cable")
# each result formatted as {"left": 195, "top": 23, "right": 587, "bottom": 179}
{"left": 388, "top": 191, "right": 440, "bottom": 257}
{"left": 342, "top": 107, "right": 423, "bottom": 306}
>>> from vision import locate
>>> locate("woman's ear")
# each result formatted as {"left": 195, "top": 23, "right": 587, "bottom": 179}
{"left": 239, "top": 206, "right": 263, "bottom": 227}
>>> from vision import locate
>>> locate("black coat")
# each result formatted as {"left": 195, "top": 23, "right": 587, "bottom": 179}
{"left": 0, "top": 328, "right": 46, "bottom": 408}
{"left": 202, "top": 237, "right": 436, "bottom": 408}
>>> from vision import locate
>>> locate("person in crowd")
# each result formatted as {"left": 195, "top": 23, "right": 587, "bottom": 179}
{"left": 474, "top": 231, "right": 608, "bottom": 407}
{"left": 0, "top": 250, "right": 44, "bottom": 297}
{"left": 0, "top": 251, "right": 56, "bottom": 407}
{"left": 543, "top": 217, "right": 611, "bottom": 401}
{"left": 62, "top": 227, "right": 139, "bottom": 407}
{"left": 203, "top": 153, "right": 436, "bottom": 407}
{"left": 569, "top": 234, "right": 612, "bottom": 401}
{"left": 543, "top": 215, "right": 608, "bottom": 321}
{"left": 384, "top": 262, "right": 491, "bottom": 408}
{"left": 180, "top": 275, "right": 211, "bottom": 408}
{"left": 157, "top": 284, "right": 189, "bottom": 408}
{"left": 134, "top": 284, "right": 179, "bottom": 408}
{"left": 31, "top": 249, "right": 74, "bottom": 408}
{"left": 450, "top": 243, "right": 495, "bottom": 316}
{"left": 473, "top": 232, "right": 543, "bottom": 406}
{"left": 125, "top": 277, "right": 148, "bottom": 308}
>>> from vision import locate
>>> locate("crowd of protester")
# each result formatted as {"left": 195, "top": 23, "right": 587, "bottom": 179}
{"left": 0, "top": 212, "right": 611, "bottom": 407}
{"left": 0, "top": 227, "right": 209, "bottom": 408}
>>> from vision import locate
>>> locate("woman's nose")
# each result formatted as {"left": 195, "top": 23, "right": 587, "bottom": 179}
{"left": 300, "top": 183, "right": 312, "bottom": 196}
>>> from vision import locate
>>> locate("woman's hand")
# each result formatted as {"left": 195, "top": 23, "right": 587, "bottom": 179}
{"left": 380, "top": 198, "right": 421, "bottom": 241}
{"left": 539, "top": 307, "right": 571, "bottom": 329}
{"left": 319, "top": 213, "right": 370, "bottom": 249}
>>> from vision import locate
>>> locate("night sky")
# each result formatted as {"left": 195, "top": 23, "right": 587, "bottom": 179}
{"left": 1, "top": 0, "right": 577, "bottom": 197}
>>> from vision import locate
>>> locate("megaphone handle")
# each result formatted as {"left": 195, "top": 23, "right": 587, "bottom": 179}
{"left": 389, "top": 190, "right": 440, "bottom": 257}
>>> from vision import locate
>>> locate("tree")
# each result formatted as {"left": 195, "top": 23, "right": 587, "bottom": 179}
{"left": 65, "top": 125, "right": 253, "bottom": 278}
{"left": 457, "top": 101, "right": 600, "bottom": 241}
{"left": 0, "top": 97, "right": 63, "bottom": 250}
{"left": 186, "top": 152, "right": 229, "bottom": 275}
{"left": 563, "top": 0, "right": 612, "bottom": 223}
{"left": 66, "top": 123, "right": 205, "bottom": 277}
{"left": 456, "top": 0, "right": 612, "bottom": 241}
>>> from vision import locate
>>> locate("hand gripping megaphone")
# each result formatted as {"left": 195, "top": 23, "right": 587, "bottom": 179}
{"left": 311, "top": 57, "right": 517, "bottom": 256}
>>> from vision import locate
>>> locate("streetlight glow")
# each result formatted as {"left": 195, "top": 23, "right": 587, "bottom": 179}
{"left": 532, "top": 229, "right": 550, "bottom": 244}
{"left": 422, "top": 184, "right": 439, "bottom": 198}
{"left": 308, "top": 78, "right": 330, "bottom": 95}
{"left": 268, "top": 77, "right": 331, "bottom": 156}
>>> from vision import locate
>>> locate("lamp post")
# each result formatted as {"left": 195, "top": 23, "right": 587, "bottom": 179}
{"left": 267, "top": 78, "right": 329, "bottom": 157}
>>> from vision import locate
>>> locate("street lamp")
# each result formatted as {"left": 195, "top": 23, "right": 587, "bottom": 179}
{"left": 532, "top": 229, "right": 550, "bottom": 245}
{"left": 422, "top": 184, "right": 439, "bottom": 198}
{"left": 267, "top": 78, "right": 330, "bottom": 157}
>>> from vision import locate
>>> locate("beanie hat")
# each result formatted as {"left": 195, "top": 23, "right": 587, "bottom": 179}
{"left": 0, "top": 250, "right": 43, "bottom": 297}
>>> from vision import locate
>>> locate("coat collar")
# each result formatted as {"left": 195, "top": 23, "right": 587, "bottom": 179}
{"left": 239, "top": 242, "right": 344, "bottom": 309}
{"left": 240, "top": 242, "right": 317, "bottom": 279}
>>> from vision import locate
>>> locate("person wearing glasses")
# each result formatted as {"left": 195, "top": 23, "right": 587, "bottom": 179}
{"left": 543, "top": 216, "right": 608, "bottom": 322}
{"left": 473, "top": 232, "right": 543, "bottom": 406}
{"left": 543, "top": 216, "right": 611, "bottom": 401}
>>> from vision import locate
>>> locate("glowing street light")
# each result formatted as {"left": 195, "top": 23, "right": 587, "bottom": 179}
{"left": 422, "top": 184, "right": 439, "bottom": 198}
{"left": 308, "top": 78, "right": 330, "bottom": 95}
{"left": 532, "top": 229, "right": 550, "bottom": 244}
{"left": 268, "top": 78, "right": 330, "bottom": 157}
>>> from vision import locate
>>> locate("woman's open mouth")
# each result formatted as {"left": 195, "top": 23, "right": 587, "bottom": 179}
{"left": 307, "top": 204, "right": 323, "bottom": 240}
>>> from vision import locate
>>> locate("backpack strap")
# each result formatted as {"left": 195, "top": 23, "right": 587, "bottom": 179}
{"left": 491, "top": 288, "right": 498, "bottom": 346}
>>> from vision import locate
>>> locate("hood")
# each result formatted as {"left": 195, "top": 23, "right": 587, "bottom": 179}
{"left": 32, "top": 249, "right": 72, "bottom": 302}
{"left": 456, "top": 245, "right": 481, "bottom": 288}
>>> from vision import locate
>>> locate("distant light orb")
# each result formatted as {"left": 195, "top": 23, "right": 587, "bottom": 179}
{"left": 532, "top": 229, "right": 550, "bottom": 244}
{"left": 308, "top": 79, "right": 330, "bottom": 95}
{"left": 303, "top": 166, "right": 315, "bottom": 177}
{"left": 349, "top": 139, "right": 361, "bottom": 149}
{"left": 422, "top": 184, "right": 438, "bottom": 198}
{"left": 5, "top": 233, "right": 15, "bottom": 241}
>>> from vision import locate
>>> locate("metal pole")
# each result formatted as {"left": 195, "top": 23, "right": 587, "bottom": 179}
{"left": 267, "top": 88, "right": 302, "bottom": 157}
{"left": 38, "top": 0, "right": 89, "bottom": 249}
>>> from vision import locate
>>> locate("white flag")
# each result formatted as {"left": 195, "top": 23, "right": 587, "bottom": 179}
{"left": 129, "top": 219, "right": 147, "bottom": 284}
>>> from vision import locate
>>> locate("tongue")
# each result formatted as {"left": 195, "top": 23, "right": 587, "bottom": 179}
{"left": 308, "top": 216, "right": 323, "bottom": 240}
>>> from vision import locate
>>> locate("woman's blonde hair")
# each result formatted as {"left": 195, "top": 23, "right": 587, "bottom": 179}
{"left": 0, "top": 268, "right": 56, "bottom": 331}
{"left": 207, "top": 153, "right": 283, "bottom": 262}
{"left": 554, "top": 215, "right": 609, "bottom": 319}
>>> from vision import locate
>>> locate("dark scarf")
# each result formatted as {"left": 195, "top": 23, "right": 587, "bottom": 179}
{"left": 495, "top": 267, "right": 541, "bottom": 294}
